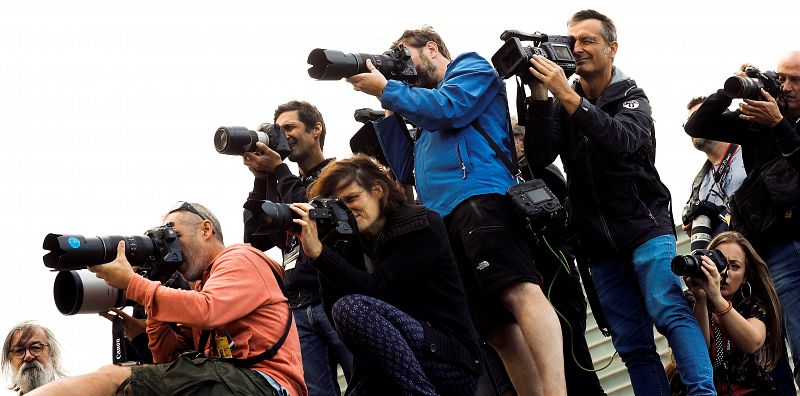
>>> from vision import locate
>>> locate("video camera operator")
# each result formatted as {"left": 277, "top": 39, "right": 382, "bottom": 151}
{"left": 242, "top": 100, "right": 352, "bottom": 396}
{"left": 524, "top": 9, "right": 715, "bottom": 395}
{"left": 29, "top": 202, "right": 306, "bottom": 396}
{"left": 346, "top": 26, "right": 567, "bottom": 395}
{"left": 684, "top": 51, "right": 800, "bottom": 387}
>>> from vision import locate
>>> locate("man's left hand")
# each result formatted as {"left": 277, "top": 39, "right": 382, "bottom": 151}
{"left": 528, "top": 55, "right": 581, "bottom": 113}
{"left": 346, "top": 59, "right": 388, "bottom": 99}
{"left": 87, "top": 241, "right": 136, "bottom": 289}
{"left": 738, "top": 88, "right": 784, "bottom": 127}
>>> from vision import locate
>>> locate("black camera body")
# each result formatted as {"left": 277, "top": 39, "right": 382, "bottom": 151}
{"left": 492, "top": 30, "right": 576, "bottom": 84}
{"left": 214, "top": 124, "right": 291, "bottom": 158}
{"left": 42, "top": 223, "right": 184, "bottom": 315}
{"left": 671, "top": 248, "right": 728, "bottom": 278}
{"left": 682, "top": 199, "right": 728, "bottom": 251}
{"left": 307, "top": 44, "right": 417, "bottom": 83}
{"left": 724, "top": 66, "right": 782, "bottom": 100}
{"left": 248, "top": 197, "right": 357, "bottom": 251}
{"left": 507, "top": 179, "right": 565, "bottom": 234}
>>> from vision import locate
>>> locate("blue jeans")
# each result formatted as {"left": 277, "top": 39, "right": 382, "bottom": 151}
{"left": 294, "top": 303, "right": 353, "bottom": 396}
{"left": 590, "top": 235, "right": 715, "bottom": 396}
{"left": 763, "top": 240, "right": 800, "bottom": 387}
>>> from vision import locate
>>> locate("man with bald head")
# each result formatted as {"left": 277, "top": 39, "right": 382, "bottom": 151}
{"left": 685, "top": 50, "right": 800, "bottom": 386}
{"left": 2, "top": 321, "right": 65, "bottom": 394}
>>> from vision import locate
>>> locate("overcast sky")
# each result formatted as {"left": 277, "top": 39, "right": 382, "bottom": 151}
{"left": 1, "top": 0, "right": 797, "bottom": 389}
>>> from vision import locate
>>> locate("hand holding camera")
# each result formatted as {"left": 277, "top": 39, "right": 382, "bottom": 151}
{"left": 287, "top": 202, "right": 324, "bottom": 260}
{"left": 87, "top": 241, "right": 136, "bottom": 290}
{"left": 242, "top": 142, "right": 284, "bottom": 176}
{"left": 346, "top": 59, "right": 388, "bottom": 99}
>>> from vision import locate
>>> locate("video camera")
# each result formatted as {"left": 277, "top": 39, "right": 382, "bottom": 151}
{"left": 245, "top": 197, "right": 357, "bottom": 251}
{"left": 42, "top": 223, "right": 183, "bottom": 315}
{"left": 214, "top": 123, "right": 291, "bottom": 158}
{"left": 671, "top": 248, "right": 728, "bottom": 279}
{"left": 492, "top": 30, "right": 576, "bottom": 84}
{"left": 724, "top": 66, "right": 782, "bottom": 101}
{"left": 307, "top": 44, "right": 418, "bottom": 83}
{"left": 682, "top": 199, "right": 728, "bottom": 251}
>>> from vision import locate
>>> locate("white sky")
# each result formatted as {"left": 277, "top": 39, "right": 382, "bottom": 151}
{"left": 1, "top": 0, "right": 798, "bottom": 389}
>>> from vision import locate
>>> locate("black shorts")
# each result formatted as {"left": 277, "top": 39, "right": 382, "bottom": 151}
{"left": 445, "top": 194, "right": 540, "bottom": 329}
{"left": 122, "top": 356, "right": 280, "bottom": 396}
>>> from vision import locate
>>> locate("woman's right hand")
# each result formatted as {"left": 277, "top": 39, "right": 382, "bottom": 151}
{"left": 288, "top": 203, "right": 323, "bottom": 260}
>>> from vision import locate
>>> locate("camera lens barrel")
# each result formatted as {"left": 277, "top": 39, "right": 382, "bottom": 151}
{"left": 214, "top": 126, "right": 268, "bottom": 156}
{"left": 53, "top": 270, "right": 126, "bottom": 315}
{"left": 43, "top": 233, "right": 156, "bottom": 271}
{"left": 724, "top": 76, "right": 763, "bottom": 99}
{"left": 689, "top": 215, "right": 713, "bottom": 251}
{"left": 670, "top": 254, "right": 702, "bottom": 277}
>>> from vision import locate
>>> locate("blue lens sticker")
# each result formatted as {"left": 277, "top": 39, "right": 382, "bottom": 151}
{"left": 67, "top": 237, "right": 81, "bottom": 249}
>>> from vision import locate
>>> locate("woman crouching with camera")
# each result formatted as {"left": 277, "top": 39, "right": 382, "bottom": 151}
{"left": 288, "top": 154, "right": 481, "bottom": 395}
{"left": 683, "top": 231, "right": 783, "bottom": 395}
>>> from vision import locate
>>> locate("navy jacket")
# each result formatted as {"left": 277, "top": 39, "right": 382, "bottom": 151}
{"left": 526, "top": 67, "right": 674, "bottom": 257}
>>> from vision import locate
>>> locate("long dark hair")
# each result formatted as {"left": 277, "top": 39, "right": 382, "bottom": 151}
{"left": 707, "top": 231, "right": 783, "bottom": 370}
{"left": 308, "top": 154, "right": 408, "bottom": 214}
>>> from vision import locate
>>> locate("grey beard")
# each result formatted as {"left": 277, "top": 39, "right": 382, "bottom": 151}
{"left": 12, "top": 360, "right": 56, "bottom": 394}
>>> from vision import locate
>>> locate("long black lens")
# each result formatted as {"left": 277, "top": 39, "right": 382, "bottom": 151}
{"left": 43, "top": 234, "right": 155, "bottom": 270}
{"left": 53, "top": 270, "right": 126, "bottom": 315}
{"left": 308, "top": 49, "right": 379, "bottom": 80}
{"left": 214, "top": 126, "right": 267, "bottom": 155}
{"left": 724, "top": 76, "right": 762, "bottom": 99}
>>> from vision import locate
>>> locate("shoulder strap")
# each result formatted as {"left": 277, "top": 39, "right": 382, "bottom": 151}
{"left": 690, "top": 160, "right": 714, "bottom": 199}
{"left": 471, "top": 115, "right": 518, "bottom": 177}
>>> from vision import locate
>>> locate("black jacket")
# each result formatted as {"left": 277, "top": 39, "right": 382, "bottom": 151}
{"left": 312, "top": 205, "right": 481, "bottom": 384}
{"left": 526, "top": 67, "right": 674, "bottom": 257}
{"left": 684, "top": 88, "right": 800, "bottom": 242}
{"left": 244, "top": 159, "right": 333, "bottom": 308}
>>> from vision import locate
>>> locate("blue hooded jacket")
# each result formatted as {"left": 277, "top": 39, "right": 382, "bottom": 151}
{"left": 374, "top": 52, "right": 516, "bottom": 216}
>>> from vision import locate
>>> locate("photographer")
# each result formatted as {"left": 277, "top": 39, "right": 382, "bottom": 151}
{"left": 684, "top": 51, "right": 800, "bottom": 387}
{"left": 525, "top": 9, "right": 715, "bottom": 395}
{"left": 682, "top": 96, "right": 746, "bottom": 240}
{"left": 347, "top": 26, "right": 567, "bottom": 395}
{"left": 682, "top": 232, "right": 783, "bottom": 395}
{"left": 242, "top": 100, "right": 352, "bottom": 396}
{"left": 289, "top": 154, "right": 481, "bottom": 395}
{"left": 29, "top": 202, "right": 306, "bottom": 396}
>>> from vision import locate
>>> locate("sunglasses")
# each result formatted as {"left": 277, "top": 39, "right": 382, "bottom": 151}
{"left": 168, "top": 201, "right": 209, "bottom": 222}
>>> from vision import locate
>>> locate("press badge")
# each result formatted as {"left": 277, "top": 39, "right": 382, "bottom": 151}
{"left": 215, "top": 333, "right": 235, "bottom": 358}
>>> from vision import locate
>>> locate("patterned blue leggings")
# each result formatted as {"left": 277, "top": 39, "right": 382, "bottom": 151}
{"left": 331, "top": 294, "right": 477, "bottom": 396}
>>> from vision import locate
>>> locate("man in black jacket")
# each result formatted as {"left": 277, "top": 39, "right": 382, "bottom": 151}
{"left": 684, "top": 51, "right": 800, "bottom": 387}
{"left": 525, "top": 9, "right": 715, "bottom": 395}
{"left": 242, "top": 100, "right": 352, "bottom": 396}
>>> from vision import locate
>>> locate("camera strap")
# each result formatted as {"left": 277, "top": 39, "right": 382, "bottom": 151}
{"left": 691, "top": 143, "right": 739, "bottom": 202}
{"left": 193, "top": 265, "right": 293, "bottom": 367}
{"left": 470, "top": 116, "right": 518, "bottom": 178}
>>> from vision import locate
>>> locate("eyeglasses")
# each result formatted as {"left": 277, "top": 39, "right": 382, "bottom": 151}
{"left": 168, "top": 201, "right": 209, "bottom": 222}
{"left": 9, "top": 344, "right": 48, "bottom": 359}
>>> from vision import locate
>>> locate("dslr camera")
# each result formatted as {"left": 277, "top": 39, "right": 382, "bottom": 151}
{"left": 507, "top": 179, "right": 565, "bottom": 234}
{"left": 245, "top": 197, "right": 357, "bottom": 251}
{"left": 682, "top": 199, "right": 727, "bottom": 251}
{"left": 724, "top": 66, "right": 782, "bottom": 100}
{"left": 42, "top": 223, "right": 183, "bottom": 315}
{"left": 492, "top": 29, "right": 576, "bottom": 83}
{"left": 307, "top": 44, "right": 417, "bottom": 83}
{"left": 214, "top": 123, "right": 291, "bottom": 158}
{"left": 671, "top": 248, "right": 728, "bottom": 278}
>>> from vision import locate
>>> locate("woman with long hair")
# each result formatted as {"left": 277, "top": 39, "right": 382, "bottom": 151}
{"left": 288, "top": 154, "right": 481, "bottom": 395}
{"left": 683, "top": 231, "right": 783, "bottom": 395}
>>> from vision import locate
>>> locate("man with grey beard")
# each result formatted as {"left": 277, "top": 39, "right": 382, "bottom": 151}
{"left": 681, "top": 96, "right": 746, "bottom": 238}
{"left": 2, "top": 321, "right": 65, "bottom": 394}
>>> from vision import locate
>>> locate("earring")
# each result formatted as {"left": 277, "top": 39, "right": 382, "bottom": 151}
{"left": 739, "top": 281, "right": 752, "bottom": 300}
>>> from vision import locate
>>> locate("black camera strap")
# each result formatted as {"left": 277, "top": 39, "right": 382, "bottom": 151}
{"left": 192, "top": 265, "right": 293, "bottom": 367}
{"left": 690, "top": 143, "right": 739, "bottom": 202}
{"left": 470, "top": 116, "right": 518, "bottom": 177}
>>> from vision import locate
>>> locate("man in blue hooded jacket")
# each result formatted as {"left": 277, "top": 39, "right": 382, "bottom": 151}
{"left": 525, "top": 9, "right": 715, "bottom": 396}
{"left": 347, "top": 26, "right": 567, "bottom": 395}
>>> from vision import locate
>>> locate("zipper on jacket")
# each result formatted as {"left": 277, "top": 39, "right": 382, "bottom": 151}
{"left": 457, "top": 144, "right": 467, "bottom": 179}
{"left": 467, "top": 225, "right": 505, "bottom": 236}
{"left": 585, "top": 136, "right": 618, "bottom": 251}
{"left": 631, "top": 183, "right": 659, "bottom": 227}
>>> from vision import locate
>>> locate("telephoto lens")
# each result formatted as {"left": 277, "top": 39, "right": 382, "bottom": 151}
{"left": 214, "top": 126, "right": 268, "bottom": 156}
{"left": 688, "top": 215, "right": 713, "bottom": 251}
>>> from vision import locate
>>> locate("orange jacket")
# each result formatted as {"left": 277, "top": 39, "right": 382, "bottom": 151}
{"left": 127, "top": 243, "right": 307, "bottom": 396}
